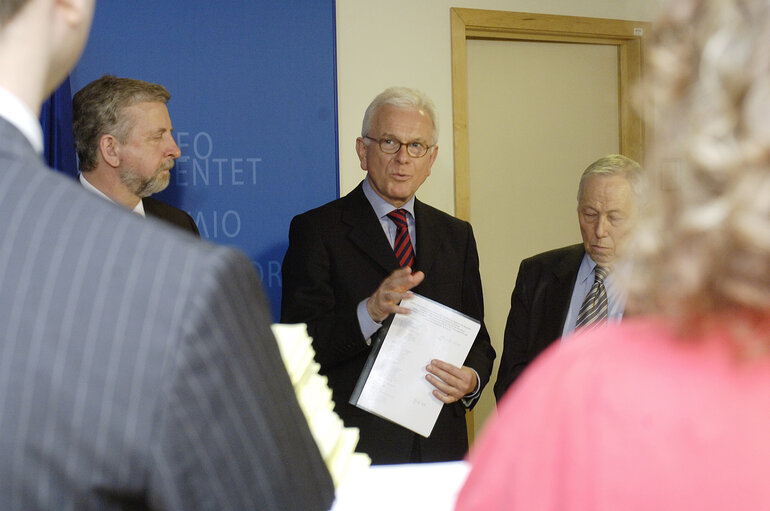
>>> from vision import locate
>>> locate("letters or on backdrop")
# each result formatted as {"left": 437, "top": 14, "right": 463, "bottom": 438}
{"left": 69, "top": 1, "right": 339, "bottom": 319}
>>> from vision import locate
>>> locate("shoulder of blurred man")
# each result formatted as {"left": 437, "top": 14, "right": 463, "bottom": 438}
{"left": 0, "top": 116, "right": 334, "bottom": 510}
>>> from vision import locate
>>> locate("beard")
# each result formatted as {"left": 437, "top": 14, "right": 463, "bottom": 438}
{"left": 120, "top": 162, "right": 172, "bottom": 198}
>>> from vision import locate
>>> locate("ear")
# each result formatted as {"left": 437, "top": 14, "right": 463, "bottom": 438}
{"left": 426, "top": 144, "right": 439, "bottom": 176}
{"left": 45, "top": 0, "right": 94, "bottom": 95}
{"left": 98, "top": 134, "right": 121, "bottom": 168}
{"left": 356, "top": 137, "right": 369, "bottom": 171}
{"left": 54, "top": 0, "right": 93, "bottom": 27}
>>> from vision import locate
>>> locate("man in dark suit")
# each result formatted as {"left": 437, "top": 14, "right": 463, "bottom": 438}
{"left": 281, "top": 86, "right": 495, "bottom": 465}
{"left": 494, "top": 154, "right": 642, "bottom": 401}
{"left": 0, "top": 1, "right": 333, "bottom": 509}
{"left": 73, "top": 75, "right": 199, "bottom": 235}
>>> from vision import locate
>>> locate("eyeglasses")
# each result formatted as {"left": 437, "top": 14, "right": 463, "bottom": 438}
{"left": 364, "top": 136, "right": 434, "bottom": 158}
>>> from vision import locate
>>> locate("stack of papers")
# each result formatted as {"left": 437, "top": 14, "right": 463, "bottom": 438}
{"left": 349, "top": 293, "right": 480, "bottom": 437}
{"left": 271, "top": 323, "right": 371, "bottom": 486}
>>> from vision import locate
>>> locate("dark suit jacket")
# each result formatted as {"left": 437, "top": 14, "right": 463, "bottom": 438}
{"left": 144, "top": 196, "right": 199, "bottom": 236}
{"left": 281, "top": 182, "right": 495, "bottom": 464}
{"left": 0, "top": 117, "right": 333, "bottom": 510}
{"left": 493, "top": 244, "right": 585, "bottom": 401}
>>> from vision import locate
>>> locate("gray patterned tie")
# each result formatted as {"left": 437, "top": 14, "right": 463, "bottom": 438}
{"left": 575, "top": 265, "right": 609, "bottom": 329}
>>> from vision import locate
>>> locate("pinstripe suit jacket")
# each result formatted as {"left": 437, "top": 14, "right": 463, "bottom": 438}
{"left": 0, "top": 117, "right": 334, "bottom": 510}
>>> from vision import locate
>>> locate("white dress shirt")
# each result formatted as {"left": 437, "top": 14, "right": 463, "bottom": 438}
{"left": 79, "top": 173, "right": 146, "bottom": 217}
{"left": 0, "top": 87, "right": 44, "bottom": 154}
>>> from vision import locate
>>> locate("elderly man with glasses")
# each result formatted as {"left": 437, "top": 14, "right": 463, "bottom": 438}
{"left": 281, "top": 86, "right": 495, "bottom": 465}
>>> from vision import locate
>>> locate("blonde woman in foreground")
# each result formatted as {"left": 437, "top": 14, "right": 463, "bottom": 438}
{"left": 456, "top": 0, "right": 770, "bottom": 508}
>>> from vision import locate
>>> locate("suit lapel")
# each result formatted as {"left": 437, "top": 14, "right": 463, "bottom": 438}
{"left": 143, "top": 197, "right": 157, "bottom": 216}
{"left": 342, "top": 184, "right": 399, "bottom": 274}
{"left": 413, "top": 199, "right": 442, "bottom": 275}
{"left": 542, "top": 245, "right": 584, "bottom": 339}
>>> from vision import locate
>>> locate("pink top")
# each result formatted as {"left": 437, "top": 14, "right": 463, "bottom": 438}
{"left": 456, "top": 317, "right": 770, "bottom": 510}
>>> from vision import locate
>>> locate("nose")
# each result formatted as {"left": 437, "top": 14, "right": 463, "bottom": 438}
{"left": 595, "top": 216, "right": 609, "bottom": 238}
{"left": 395, "top": 143, "right": 410, "bottom": 163}
{"left": 168, "top": 136, "right": 182, "bottom": 160}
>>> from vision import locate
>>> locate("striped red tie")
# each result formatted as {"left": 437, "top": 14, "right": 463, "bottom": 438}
{"left": 387, "top": 209, "right": 415, "bottom": 269}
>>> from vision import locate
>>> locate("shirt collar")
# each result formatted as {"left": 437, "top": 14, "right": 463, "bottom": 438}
{"left": 577, "top": 252, "right": 603, "bottom": 285}
{"left": 0, "top": 86, "right": 44, "bottom": 154}
{"left": 362, "top": 177, "right": 416, "bottom": 220}
{"left": 79, "top": 173, "right": 145, "bottom": 217}
{"left": 577, "top": 252, "right": 632, "bottom": 291}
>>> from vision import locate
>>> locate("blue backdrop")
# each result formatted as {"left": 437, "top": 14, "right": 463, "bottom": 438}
{"left": 67, "top": 1, "right": 339, "bottom": 319}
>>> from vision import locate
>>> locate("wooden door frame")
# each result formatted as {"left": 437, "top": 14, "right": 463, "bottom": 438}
{"left": 450, "top": 8, "right": 650, "bottom": 221}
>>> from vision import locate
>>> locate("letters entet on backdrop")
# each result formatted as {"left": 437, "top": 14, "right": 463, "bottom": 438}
{"left": 71, "top": 1, "right": 339, "bottom": 319}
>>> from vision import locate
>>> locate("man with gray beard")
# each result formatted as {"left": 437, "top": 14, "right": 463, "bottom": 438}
{"left": 73, "top": 75, "right": 199, "bottom": 235}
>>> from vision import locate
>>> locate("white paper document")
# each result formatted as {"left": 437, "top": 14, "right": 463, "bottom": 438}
{"left": 330, "top": 461, "right": 470, "bottom": 511}
{"left": 349, "top": 293, "right": 480, "bottom": 437}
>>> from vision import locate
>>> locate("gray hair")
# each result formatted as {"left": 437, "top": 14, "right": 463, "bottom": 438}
{"left": 361, "top": 86, "right": 439, "bottom": 146}
{"left": 73, "top": 75, "right": 171, "bottom": 172}
{"left": 577, "top": 154, "right": 643, "bottom": 202}
{"left": 628, "top": 0, "right": 770, "bottom": 340}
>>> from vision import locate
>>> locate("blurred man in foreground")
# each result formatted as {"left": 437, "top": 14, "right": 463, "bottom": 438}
{"left": 457, "top": 0, "right": 770, "bottom": 509}
{"left": 0, "top": 0, "right": 333, "bottom": 508}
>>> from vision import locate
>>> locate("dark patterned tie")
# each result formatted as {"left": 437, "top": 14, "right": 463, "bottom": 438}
{"left": 575, "top": 265, "right": 609, "bottom": 329}
{"left": 387, "top": 209, "right": 415, "bottom": 269}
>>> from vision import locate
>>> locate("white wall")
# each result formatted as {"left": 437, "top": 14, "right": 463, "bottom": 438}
{"left": 336, "top": 0, "right": 660, "bottom": 212}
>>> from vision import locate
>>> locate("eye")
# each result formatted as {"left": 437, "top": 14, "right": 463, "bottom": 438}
{"left": 409, "top": 141, "right": 426, "bottom": 150}
{"left": 381, "top": 138, "right": 398, "bottom": 148}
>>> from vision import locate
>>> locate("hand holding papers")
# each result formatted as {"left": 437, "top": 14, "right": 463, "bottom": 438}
{"left": 350, "top": 293, "right": 481, "bottom": 437}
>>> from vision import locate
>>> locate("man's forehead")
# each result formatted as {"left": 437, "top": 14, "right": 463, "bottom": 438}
{"left": 373, "top": 105, "right": 432, "bottom": 133}
{"left": 123, "top": 101, "right": 171, "bottom": 130}
{"left": 579, "top": 175, "right": 635, "bottom": 206}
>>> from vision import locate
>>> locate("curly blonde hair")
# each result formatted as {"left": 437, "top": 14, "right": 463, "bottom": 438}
{"left": 628, "top": 0, "right": 770, "bottom": 328}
